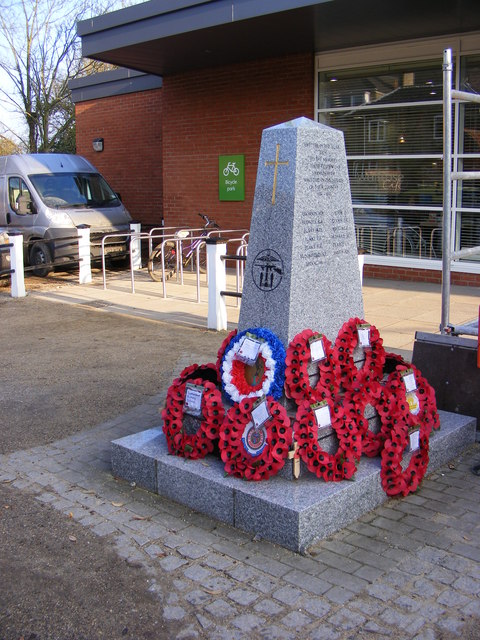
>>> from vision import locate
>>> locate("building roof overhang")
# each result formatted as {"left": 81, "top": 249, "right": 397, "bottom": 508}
{"left": 78, "top": 0, "right": 480, "bottom": 77}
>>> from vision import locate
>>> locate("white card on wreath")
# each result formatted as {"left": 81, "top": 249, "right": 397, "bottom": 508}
{"left": 312, "top": 401, "right": 332, "bottom": 428}
{"left": 184, "top": 383, "right": 203, "bottom": 417}
{"left": 402, "top": 370, "right": 417, "bottom": 393}
{"left": 237, "top": 335, "right": 262, "bottom": 364}
{"left": 309, "top": 336, "right": 326, "bottom": 362}
{"left": 252, "top": 396, "right": 270, "bottom": 428}
{"left": 357, "top": 324, "right": 371, "bottom": 348}
{"left": 408, "top": 428, "right": 420, "bottom": 452}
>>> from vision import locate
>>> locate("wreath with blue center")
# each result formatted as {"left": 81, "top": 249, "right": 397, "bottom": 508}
{"left": 220, "top": 327, "right": 286, "bottom": 404}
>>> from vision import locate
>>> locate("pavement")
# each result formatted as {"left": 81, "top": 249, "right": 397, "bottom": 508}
{"left": 1, "top": 268, "right": 480, "bottom": 640}
{"left": 28, "top": 267, "right": 480, "bottom": 353}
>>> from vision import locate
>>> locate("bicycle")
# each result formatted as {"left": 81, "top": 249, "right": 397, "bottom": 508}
{"left": 223, "top": 161, "right": 240, "bottom": 177}
{"left": 147, "top": 213, "right": 220, "bottom": 282}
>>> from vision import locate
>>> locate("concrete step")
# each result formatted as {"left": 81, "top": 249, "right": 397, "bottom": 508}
{"left": 111, "top": 409, "right": 476, "bottom": 553}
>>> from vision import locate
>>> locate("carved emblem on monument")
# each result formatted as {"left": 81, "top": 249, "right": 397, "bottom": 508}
{"left": 252, "top": 249, "right": 284, "bottom": 291}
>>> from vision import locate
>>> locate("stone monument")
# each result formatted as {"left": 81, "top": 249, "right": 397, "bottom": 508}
{"left": 110, "top": 117, "right": 476, "bottom": 552}
{"left": 238, "top": 116, "right": 363, "bottom": 346}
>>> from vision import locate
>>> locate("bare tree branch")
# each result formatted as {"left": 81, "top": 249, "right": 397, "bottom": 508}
{"left": 0, "top": 0, "right": 142, "bottom": 153}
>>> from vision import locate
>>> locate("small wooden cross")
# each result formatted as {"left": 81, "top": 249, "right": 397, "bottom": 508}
{"left": 265, "top": 143, "right": 289, "bottom": 205}
{"left": 287, "top": 440, "right": 300, "bottom": 479}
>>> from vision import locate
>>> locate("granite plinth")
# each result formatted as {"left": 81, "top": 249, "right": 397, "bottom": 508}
{"left": 111, "top": 410, "right": 476, "bottom": 552}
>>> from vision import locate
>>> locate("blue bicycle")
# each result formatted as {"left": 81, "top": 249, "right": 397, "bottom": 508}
{"left": 147, "top": 213, "right": 219, "bottom": 282}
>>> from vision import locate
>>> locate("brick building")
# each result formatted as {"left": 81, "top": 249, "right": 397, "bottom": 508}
{"left": 70, "top": 0, "right": 480, "bottom": 285}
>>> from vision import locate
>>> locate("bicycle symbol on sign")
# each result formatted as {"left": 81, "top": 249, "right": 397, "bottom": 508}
{"left": 223, "top": 162, "right": 240, "bottom": 177}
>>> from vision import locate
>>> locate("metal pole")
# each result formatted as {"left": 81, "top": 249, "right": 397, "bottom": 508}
{"left": 441, "top": 48, "right": 453, "bottom": 333}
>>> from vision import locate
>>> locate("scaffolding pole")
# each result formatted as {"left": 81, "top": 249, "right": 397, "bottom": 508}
{"left": 441, "top": 47, "right": 453, "bottom": 333}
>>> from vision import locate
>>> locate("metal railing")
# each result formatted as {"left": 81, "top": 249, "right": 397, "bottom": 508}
{"left": 148, "top": 228, "right": 249, "bottom": 301}
{"left": 441, "top": 48, "right": 480, "bottom": 334}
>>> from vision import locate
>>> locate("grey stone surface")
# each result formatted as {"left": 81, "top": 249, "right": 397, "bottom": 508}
{"left": 111, "top": 428, "right": 159, "bottom": 492}
{"left": 110, "top": 411, "right": 476, "bottom": 552}
{"left": 238, "top": 116, "right": 363, "bottom": 346}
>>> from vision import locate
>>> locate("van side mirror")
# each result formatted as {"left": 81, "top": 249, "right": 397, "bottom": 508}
{"left": 17, "top": 194, "right": 35, "bottom": 215}
{"left": 115, "top": 192, "right": 122, "bottom": 202}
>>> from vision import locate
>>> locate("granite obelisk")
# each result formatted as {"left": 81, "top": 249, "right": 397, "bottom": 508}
{"left": 238, "top": 117, "right": 363, "bottom": 346}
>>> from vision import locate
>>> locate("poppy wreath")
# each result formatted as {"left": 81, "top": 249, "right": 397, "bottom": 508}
{"left": 293, "top": 396, "right": 360, "bottom": 481}
{"left": 171, "top": 362, "right": 220, "bottom": 387}
{"left": 380, "top": 414, "right": 430, "bottom": 497}
{"left": 333, "top": 317, "right": 386, "bottom": 391}
{"left": 346, "top": 380, "right": 400, "bottom": 457}
{"left": 220, "top": 327, "right": 286, "bottom": 404}
{"left": 285, "top": 329, "right": 339, "bottom": 404}
{"left": 384, "top": 363, "right": 440, "bottom": 433}
{"left": 219, "top": 396, "right": 292, "bottom": 481}
{"left": 161, "top": 376, "right": 225, "bottom": 459}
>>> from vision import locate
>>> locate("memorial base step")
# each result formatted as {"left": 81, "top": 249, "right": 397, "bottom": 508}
{"left": 111, "top": 410, "right": 476, "bottom": 553}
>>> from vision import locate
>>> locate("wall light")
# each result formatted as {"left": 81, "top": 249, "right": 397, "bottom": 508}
{"left": 92, "top": 138, "right": 104, "bottom": 152}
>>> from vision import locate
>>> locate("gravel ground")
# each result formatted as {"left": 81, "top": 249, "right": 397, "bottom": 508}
{"left": 0, "top": 276, "right": 224, "bottom": 639}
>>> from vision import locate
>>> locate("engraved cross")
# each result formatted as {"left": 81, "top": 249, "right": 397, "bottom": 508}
{"left": 265, "top": 143, "right": 289, "bottom": 205}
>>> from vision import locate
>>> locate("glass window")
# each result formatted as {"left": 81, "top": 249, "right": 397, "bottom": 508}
{"left": 457, "top": 55, "right": 480, "bottom": 260}
{"left": 8, "top": 177, "right": 32, "bottom": 212}
{"left": 28, "top": 172, "right": 120, "bottom": 209}
{"left": 317, "top": 54, "right": 480, "bottom": 264}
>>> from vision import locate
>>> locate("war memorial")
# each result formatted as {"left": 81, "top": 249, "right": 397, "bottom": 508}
{"left": 111, "top": 118, "right": 475, "bottom": 553}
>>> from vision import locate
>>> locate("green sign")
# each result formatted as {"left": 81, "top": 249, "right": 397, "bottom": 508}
{"left": 219, "top": 154, "right": 245, "bottom": 201}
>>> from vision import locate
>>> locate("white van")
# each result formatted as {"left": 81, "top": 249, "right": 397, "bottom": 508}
{"left": 0, "top": 153, "right": 132, "bottom": 275}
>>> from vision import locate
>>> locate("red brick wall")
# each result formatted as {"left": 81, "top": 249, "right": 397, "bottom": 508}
{"left": 161, "top": 52, "right": 315, "bottom": 231}
{"left": 75, "top": 88, "right": 163, "bottom": 226}
{"left": 364, "top": 264, "right": 480, "bottom": 286}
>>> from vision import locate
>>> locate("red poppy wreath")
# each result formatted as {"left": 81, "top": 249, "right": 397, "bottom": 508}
{"left": 345, "top": 380, "right": 401, "bottom": 458}
{"left": 219, "top": 396, "right": 292, "bottom": 481}
{"left": 171, "top": 362, "right": 220, "bottom": 387}
{"left": 162, "top": 376, "right": 225, "bottom": 459}
{"left": 285, "top": 329, "right": 339, "bottom": 404}
{"left": 293, "top": 396, "right": 360, "bottom": 481}
{"left": 380, "top": 415, "right": 430, "bottom": 497}
{"left": 333, "top": 317, "right": 385, "bottom": 391}
{"left": 384, "top": 363, "right": 440, "bottom": 434}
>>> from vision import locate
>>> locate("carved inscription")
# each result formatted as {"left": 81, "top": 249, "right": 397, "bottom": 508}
{"left": 300, "top": 140, "right": 347, "bottom": 192}
{"left": 300, "top": 210, "right": 351, "bottom": 267}
{"left": 298, "top": 139, "right": 351, "bottom": 268}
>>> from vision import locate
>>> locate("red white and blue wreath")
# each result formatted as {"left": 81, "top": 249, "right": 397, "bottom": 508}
{"left": 220, "top": 327, "right": 286, "bottom": 404}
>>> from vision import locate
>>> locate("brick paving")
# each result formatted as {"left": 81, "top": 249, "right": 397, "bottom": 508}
{"left": 1, "top": 392, "right": 479, "bottom": 639}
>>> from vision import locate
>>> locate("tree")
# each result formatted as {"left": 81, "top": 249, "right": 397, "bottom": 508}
{"left": 0, "top": 134, "right": 21, "bottom": 155}
{"left": 0, "top": 0, "right": 130, "bottom": 154}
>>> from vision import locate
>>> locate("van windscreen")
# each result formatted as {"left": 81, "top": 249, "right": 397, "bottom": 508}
{"left": 29, "top": 172, "right": 120, "bottom": 209}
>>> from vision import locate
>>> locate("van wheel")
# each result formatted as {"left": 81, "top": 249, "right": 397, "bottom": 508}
{"left": 30, "top": 241, "right": 52, "bottom": 277}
